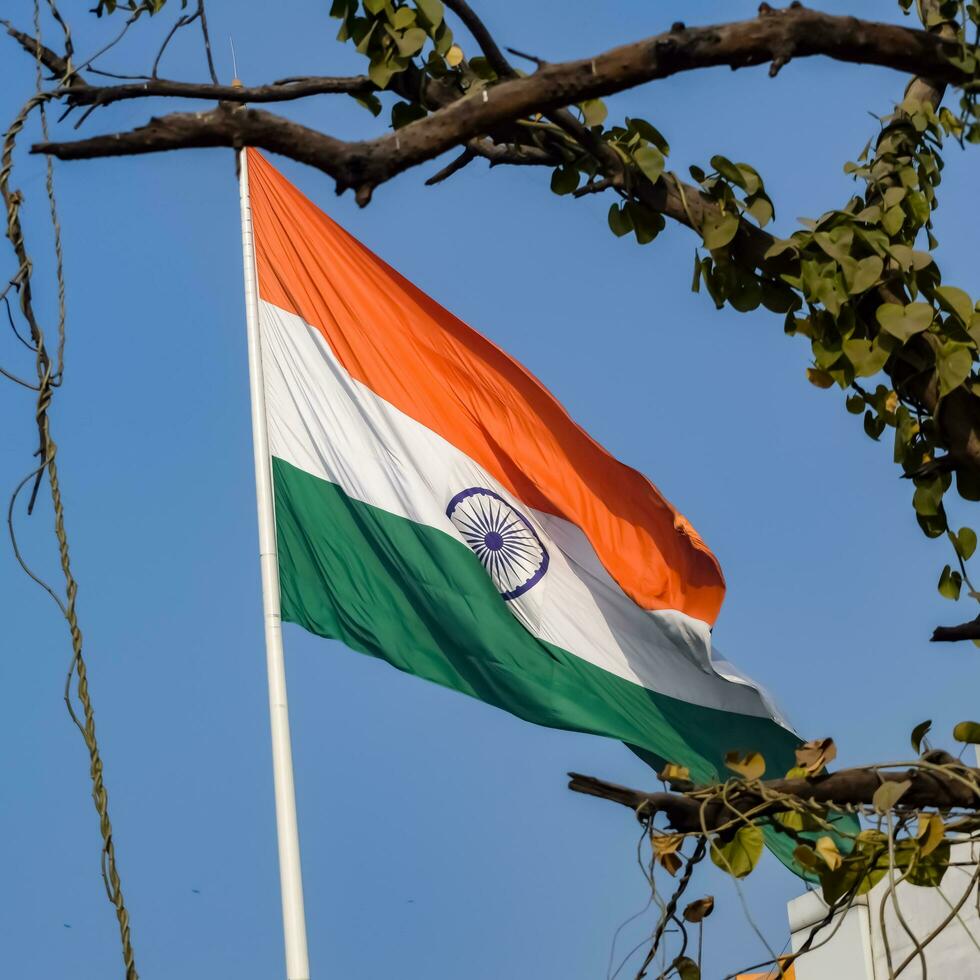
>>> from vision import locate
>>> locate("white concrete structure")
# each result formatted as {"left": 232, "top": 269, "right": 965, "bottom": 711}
{"left": 788, "top": 841, "right": 980, "bottom": 979}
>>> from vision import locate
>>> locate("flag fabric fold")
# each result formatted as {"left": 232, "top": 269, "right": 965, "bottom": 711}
{"left": 246, "top": 147, "right": 799, "bottom": 784}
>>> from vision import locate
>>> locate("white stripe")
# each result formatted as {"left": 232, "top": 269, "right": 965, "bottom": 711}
{"left": 261, "top": 300, "right": 791, "bottom": 726}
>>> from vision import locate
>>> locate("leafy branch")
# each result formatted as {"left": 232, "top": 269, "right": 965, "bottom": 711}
{"left": 9, "top": 1, "right": 980, "bottom": 637}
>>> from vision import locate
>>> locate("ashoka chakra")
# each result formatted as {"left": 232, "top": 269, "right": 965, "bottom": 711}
{"left": 446, "top": 487, "right": 549, "bottom": 601}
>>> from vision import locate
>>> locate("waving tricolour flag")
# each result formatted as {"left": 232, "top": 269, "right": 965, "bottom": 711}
{"left": 244, "top": 147, "right": 797, "bottom": 784}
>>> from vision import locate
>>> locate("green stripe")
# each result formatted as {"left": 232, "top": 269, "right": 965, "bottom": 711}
{"left": 272, "top": 457, "right": 799, "bottom": 784}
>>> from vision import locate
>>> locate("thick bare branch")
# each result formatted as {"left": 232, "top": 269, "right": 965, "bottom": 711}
{"left": 30, "top": 7, "right": 977, "bottom": 158}
{"left": 932, "top": 616, "right": 980, "bottom": 642}
{"left": 59, "top": 74, "right": 377, "bottom": 108}
{"left": 569, "top": 760, "right": 980, "bottom": 834}
{"left": 21, "top": 5, "right": 980, "bottom": 494}
{"left": 4, "top": 19, "right": 375, "bottom": 108}
{"left": 30, "top": 103, "right": 363, "bottom": 185}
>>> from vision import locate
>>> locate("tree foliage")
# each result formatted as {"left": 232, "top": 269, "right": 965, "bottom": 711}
{"left": 24, "top": 0, "right": 980, "bottom": 638}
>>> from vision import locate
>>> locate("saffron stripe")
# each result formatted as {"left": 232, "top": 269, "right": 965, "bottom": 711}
{"left": 247, "top": 148, "right": 725, "bottom": 624}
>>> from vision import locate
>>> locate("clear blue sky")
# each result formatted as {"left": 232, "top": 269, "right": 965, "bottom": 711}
{"left": 1, "top": 2, "right": 978, "bottom": 977}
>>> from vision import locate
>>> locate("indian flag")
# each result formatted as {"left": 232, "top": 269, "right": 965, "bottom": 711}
{"left": 245, "top": 148, "right": 798, "bottom": 784}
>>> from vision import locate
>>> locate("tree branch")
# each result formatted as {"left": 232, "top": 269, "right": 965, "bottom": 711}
{"left": 29, "top": 6, "right": 977, "bottom": 160}
{"left": 932, "top": 616, "right": 980, "bottom": 642}
{"left": 3, "top": 19, "right": 73, "bottom": 80}
{"left": 4, "top": 19, "right": 374, "bottom": 107}
{"left": 569, "top": 759, "right": 980, "bottom": 834}
{"left": 444, "top": 0, "right": 514, "bottom": 78}
{"left": 60, "top": 74, "right": 377, "bottom": 108}
{"left": 19, "top": 4, "right": 980, "bottom": 520}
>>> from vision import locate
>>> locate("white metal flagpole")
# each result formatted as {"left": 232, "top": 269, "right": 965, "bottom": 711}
{"left": 238, "top": 146, "right": 312, "bottom": 980}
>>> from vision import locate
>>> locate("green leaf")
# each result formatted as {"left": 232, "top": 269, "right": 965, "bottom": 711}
{"left": 391, "top": 6, "right": 416, "bottom": 28}
{"left": 432, "top": 20, "right": 453, "bottom": 56}
{"left": 626, "top": 201, "right": 665, "bottom": 245}
{"left": 956, "top": 527, "right": 978, "bottom": 560}
{"left": 415, "top": 0, "right": 444, "bottom": 28}
{"left": 814, "top": 276, "right": 846, "bottom": 317}
{"left": 938, "top": 564, "right": 963, "bottom": 600}
{"left": 814, "top": 230, "right": 854, "bottom": 263}
{"left": 793, "top": 843, "right": 820, "bottom": 871}
{"left": 580, "top": 98, "right": 607, "bottom": 128}
{"left": 775, "top": 810, "right": 806, "bottom": 831}
{"left": 883, "top": 185, "right": 907, "bottom": 208}
{"left": 906, "top": 191, "right": 930, "bottom": 227}
{"left": 910, "top": 719, "right": 932, "bottom": 754}
{"left": 917, "top": 508, "right": 949, "bottom": 539}
{"left": 907, "top": 840, "right": 950, "bottom": 887}
{"left": 844, "top": 255, "right": 884, "bottom": 294}
{"left": 807, "top": 367, "right": 835, "bottom": 389}
{"left": 633, "top": 145, "right": 665, "bottom": 185}
{"left": 936, "top": 342, "right": 973, "bottom": 397}
{"left": 764, "top": 237, "right": 798, "bottom": 260}
{"left": 391, "top": 100, "right": 427, "bottom": 129}
{"left": 913, "top": 478, "right": 945, "bottom": 516}
{"left": 355, "top": 18, "right": 380, "bottom": 53}
{"left": 349, "top": 92, "right": 382, "bottom": 117}
{"left": 819, "top": 848, "right": 888, "bottom": 903}
{"left": 734, "top": 162, "right": 763, "bottom": 196}
{"left": 710, "top": 824, "right": 763, "bottom": 879}
{"left": 864, "top": 409, "right": 885, "bottom": 441}
{"left": 710, "top": 154, "right": 746, "bottom": 189}
{"left": 724, "top": 750, "right": 766, "bottom": 780}
{"left": 872, "top": 779, "right": 911, "bottom": 813}
{"left": 368, "top": 52, "right": 403, "bottom": 89}
{"left": 844, "top": 337, "right": 890, "bottom": 378}
{"left": 887, "top": 244, "right": 916, "bottom": 271}
{"left": 882, "top": 204, "right": 906, "bottom": 236}
{"left": 746, "top": 193, "right": 774, "bottom": 227}
{"left": 953, "top": 720, "right": 980, "bottom": 744}
{"left": 607, "top": 202, "right": 632, "bottom": 237}
{"left": 760, "top": 278, "right": 798, "bottom": 314}
{"left": 550, "top": 166, "right": 579, "bottom": 196}
{"left": 728, "top": 275, "right": 762, "bottom": 312}
{"left": 467, "top": 55, "right": 496, "bottom": 80}
{"left": 876, "top": 302, "right": 934, "bottom": 342}
{"left": 392, "top": 25, "right": 427, "bottom": 57}
{"left": 674, "top": 956, "right": 700, "bottom": 980}
{"left": 935, "top": 286, "right": 975, "bottom": 326}
{"left": 701, "top": 211, "right": 739, "bottom": 250}
{"left": 626, "top": 118, "right": 669, "bottom": 154}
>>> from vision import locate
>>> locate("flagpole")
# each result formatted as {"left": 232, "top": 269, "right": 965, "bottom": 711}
{"left": 238, "top": 146, "right": 312, "bottom": 980}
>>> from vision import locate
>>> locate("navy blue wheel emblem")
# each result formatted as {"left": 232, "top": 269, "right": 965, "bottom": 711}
{"left": 446, "top": 487, "right": 549, "bottom": 601}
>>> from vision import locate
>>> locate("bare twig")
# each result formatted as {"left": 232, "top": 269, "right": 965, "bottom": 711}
{"left": 196, "top": 0, "right": 219, "bottom": 85}
{"left": 444, "top": 0, "right": 514, "bottom": 77}
{"left": 424, "top": 145, "right": 476, "bottom": 185}
{"left": 151, "top": 9, "right": 199, "bottom": 79}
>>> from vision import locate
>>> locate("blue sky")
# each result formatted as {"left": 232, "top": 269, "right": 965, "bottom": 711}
{"left": 1, "top": 2, "right": 978, "bottom": 977}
